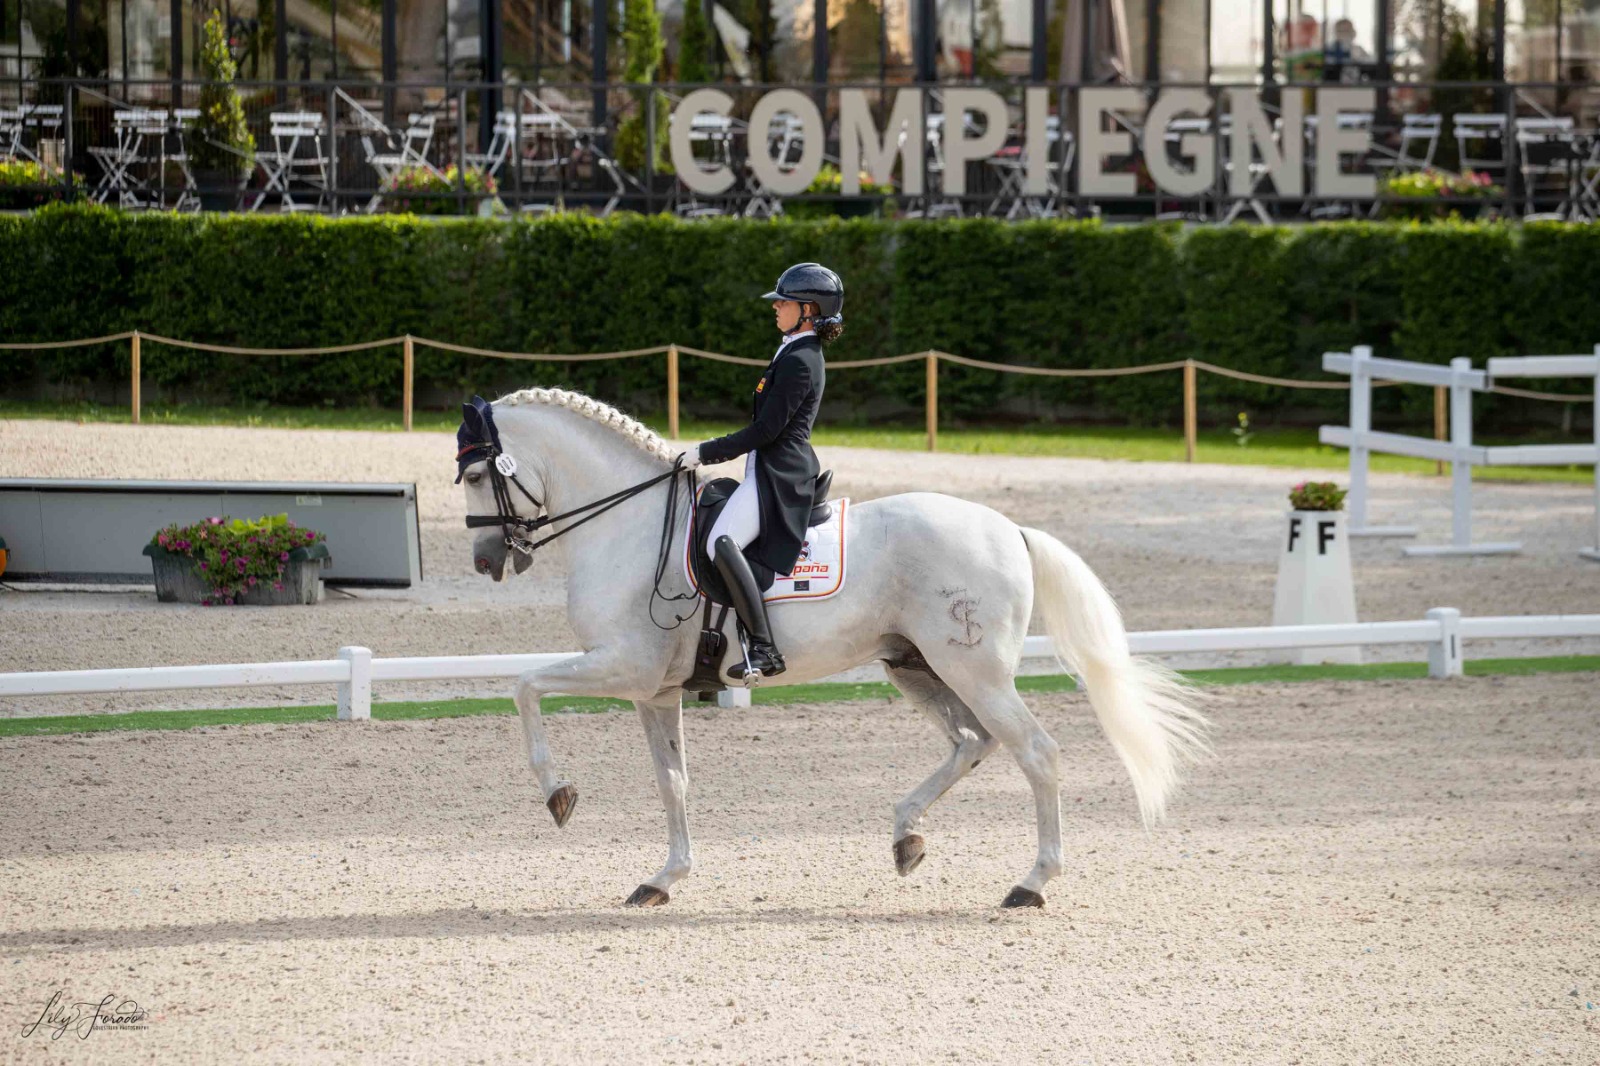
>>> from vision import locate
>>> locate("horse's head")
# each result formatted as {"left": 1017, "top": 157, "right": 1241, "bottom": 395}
{"left": 457, "top": 396, "right": 540, "bottom": 582}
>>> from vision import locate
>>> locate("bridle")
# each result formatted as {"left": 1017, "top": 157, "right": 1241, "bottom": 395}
{"left": 451, "top": 416, "right": 700, "bottom": 630}
{"left": 461, "top": 442, "right": 686, "bottom": 558}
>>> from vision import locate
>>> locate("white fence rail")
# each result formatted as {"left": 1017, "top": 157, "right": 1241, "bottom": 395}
{"left": 2, "top": 609, "right": 1597, "bottom": 721}
{"left": 1321, "top": 344, "right": 1600, "bottom": 560}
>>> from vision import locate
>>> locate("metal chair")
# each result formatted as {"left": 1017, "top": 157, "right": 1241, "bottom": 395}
{"left": 1453, "top": 114, "right": 1509, "bottom": 181}
{"left": 1514, "top": 116, "right": 1575, "bottom": 216}
{"left": 362, "top": 112, "right": 438, "bottom": 212}
{"left": 467, "top": 110, "right": 516, "bottom": 178}
{"left": 253, "top": 111, "right": 329, "bottom": 213}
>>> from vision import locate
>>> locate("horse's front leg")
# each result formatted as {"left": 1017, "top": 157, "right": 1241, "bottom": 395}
{"left": 625, "top": 693, "right": 691, "bottom": 907}
{"left": 513, "top": 647, "right": 665, "bottom": 828}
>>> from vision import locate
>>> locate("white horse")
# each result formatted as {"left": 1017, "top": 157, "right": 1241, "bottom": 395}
{"left": 461, "top": 388, "right": 1212, "bottom": 909}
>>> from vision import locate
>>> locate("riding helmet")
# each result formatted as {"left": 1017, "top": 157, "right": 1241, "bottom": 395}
{"left": 762, "top": 262, "right": 843, "bottom": 321}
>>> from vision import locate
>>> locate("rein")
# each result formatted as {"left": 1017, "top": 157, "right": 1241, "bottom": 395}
{"left": 464, "top": 452, "right": 686, "bottom": 558}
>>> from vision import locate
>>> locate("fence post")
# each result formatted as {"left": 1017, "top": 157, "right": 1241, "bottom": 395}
{"left": 1425, "top": 607, "right": 1464, "bottom": 679}
{"left": 1447, "top": 358, "right": 1475, "bottom": 549}
{"left": 1182, "top": 359, "right": 1197, "bottom": 462}
{"left": 1347, "top": 345, "right": 1373, "bottom": 529}
{"left": 130, "top": 331, "right": 141, "bottom": 425}
{"left": 402, "top": 335, "right": 414, "bottom": 432}
{"left": 1433, "top": 384, "right": 1446, "bottom": 476}
{"left": 1589, "top": 344, "right": 1600, "bottom": 563}
{"left": 925, "top": 351, "right": 938, "bottom": 452}
{"left": 667, "top": 343, "right": 680, "bottom": 440}
{"left": 336, "top": 645, "right": 372, "bottom": 721}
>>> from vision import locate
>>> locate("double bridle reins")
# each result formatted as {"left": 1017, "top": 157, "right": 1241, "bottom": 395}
{"left": 462, "top": 446, "right": 686, "bottom": 558}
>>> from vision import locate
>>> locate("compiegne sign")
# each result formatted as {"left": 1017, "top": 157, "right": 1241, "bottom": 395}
{"left": 669, "top": 87, "right": 1380, "bottom": 200}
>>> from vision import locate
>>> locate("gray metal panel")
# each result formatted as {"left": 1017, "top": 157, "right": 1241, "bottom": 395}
{"left": 0, "top": 480, "right": 421, "bottom": 587}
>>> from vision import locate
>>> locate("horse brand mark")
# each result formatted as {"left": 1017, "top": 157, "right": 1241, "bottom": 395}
{"left": 947, "top": 594, "right": 983, "bottom": 648}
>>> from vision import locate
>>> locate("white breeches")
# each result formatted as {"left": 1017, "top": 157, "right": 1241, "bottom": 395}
{"left": 705, "top": 452, "right": 761, "bottom": 556}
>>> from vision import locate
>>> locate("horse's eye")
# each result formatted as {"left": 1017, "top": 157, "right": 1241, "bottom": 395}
{"left": 466, "top": 472, "right": 482, "bottom": 485}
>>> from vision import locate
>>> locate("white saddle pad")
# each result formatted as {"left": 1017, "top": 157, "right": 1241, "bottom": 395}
{"left": 684, "top": 496, "right": 850, "bottom": 604}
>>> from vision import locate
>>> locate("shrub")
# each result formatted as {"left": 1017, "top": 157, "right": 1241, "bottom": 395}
{"left": 149, "top": 513, "right": 325, "bottom": 605}
{"left": 0, "top": 160, "right": 84, "bottom": 209}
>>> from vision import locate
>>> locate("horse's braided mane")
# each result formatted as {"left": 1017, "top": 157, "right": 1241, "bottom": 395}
{"left": 494, "top": 387, "right": 677, "bottom": 464}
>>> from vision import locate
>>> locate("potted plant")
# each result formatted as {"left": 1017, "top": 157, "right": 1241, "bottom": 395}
{"left": 187, "top": 9, "right": 256, "bottom": 211}
{"left": 143, "top": 514, "right": 330, "bottom": 606}
{"left": 784, "top": 163, "right": 895, "bottom": 219}
{"left": 1271, "top": 481, "right": 1359, "bottom": 664}
{"left": 380, "top": 164, "right": 499, "bottom": 215}
{"left": 1379, "top": 168, "right": 1502, "bottom": 221}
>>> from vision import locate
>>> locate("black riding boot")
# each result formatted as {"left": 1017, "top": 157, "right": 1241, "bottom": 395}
{"left": 712, "top": 535, "right": 786, "bottom": 683}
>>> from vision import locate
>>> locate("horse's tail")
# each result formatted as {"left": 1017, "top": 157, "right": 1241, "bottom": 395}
{"left": 1020, "top": 527, "right": 1212, "bottom": 829}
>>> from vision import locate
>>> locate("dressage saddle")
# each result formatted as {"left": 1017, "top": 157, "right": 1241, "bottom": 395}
{"left": 688, "top": 469, "right": 834, "bottom": 607}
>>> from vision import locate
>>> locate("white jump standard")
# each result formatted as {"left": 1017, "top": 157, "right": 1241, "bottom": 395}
{"left": 1321, "top": 346, "right": 1519, "bottom": 555}
{"left": 1485, "top": 347, "right": 1600, "bottom": 563}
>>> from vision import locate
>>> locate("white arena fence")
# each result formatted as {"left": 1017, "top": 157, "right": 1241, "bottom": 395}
{"left": 2, "top": 609, "right": 1597, "bottom": 721}
{"left": 1321, "top": 344, "right": 1600, "bottom": 560}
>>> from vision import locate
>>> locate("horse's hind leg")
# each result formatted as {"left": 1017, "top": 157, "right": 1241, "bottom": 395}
{"left": 917, "top": 651, "right": 1063, "bottom": 909}
{"left": 884, "top": 657, "right": 999, "bottom": 877}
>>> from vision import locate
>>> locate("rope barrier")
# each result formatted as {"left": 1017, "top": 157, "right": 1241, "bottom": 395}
{"left": 139, "top": 332, "right": 407, "bottom": 356}
{"left": 935, "top": 351, "right": 1191, "bottom": 377}
{"left": 1488, "top": 384, "right": 1594, "bottom": 403}
{"left": 412, "top": 337, "right": 669, "bottom": 362}
{"left": 0, "top": 331, "right": 136, "bottom": 350}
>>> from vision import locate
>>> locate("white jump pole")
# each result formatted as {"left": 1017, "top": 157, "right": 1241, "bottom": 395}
{"left": 1344, "top": 346, "right": 1417, "bottom": 538}
{"left": 1404, "top": 358, "right": 1521, "bottom": 557}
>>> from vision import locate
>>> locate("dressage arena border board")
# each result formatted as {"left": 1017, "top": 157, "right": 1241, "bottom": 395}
{"left": 4, "top": 331, "right": 1592, "bottom": 458}
{"left": 1321, "top": 344, "right": 1600, "bottom": 560}
{"left": 3, "top": 609, "right": 1598, "bottom": 719}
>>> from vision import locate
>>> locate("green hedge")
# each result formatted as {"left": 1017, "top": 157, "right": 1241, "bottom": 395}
{"left": 2, "top": 206, "right": 1596, "bottom": 427}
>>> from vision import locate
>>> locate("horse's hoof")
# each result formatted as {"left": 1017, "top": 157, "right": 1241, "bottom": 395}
{"left": 893, "top": 834, "right": 926, "bottom": 877}
{"left": 1000, "top": 885, "right": 1046, "bottom": 909}
{"left": 546, "top": 785, "right": 578, "bottom": 828}
{"left": 624, "top": 884, "right": 670, "bottom": 907}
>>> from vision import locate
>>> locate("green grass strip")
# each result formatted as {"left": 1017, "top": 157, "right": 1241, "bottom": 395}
{"left": 3, "top": 655, "right": 1595, "bottom": 738}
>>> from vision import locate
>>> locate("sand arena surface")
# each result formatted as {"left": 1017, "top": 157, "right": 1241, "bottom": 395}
{"left": 1, "top": 418, "right": 1598, "bottom": 715}
{"left": 1, "top": 675, "right": 1597, "bottom": 1064}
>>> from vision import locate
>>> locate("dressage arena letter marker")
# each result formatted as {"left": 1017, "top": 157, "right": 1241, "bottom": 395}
{"left": 1287, "top": 516, "right": 1301, "bottom": 553}
{"left": 840, "top": 89, "right": 924, "bottom": 196}
{"left": 1079, "top": 88, "right": 1142, "bottom": 197}
{"left": 1272, "top": 509, "right": 1360, "bottom": 665}
{"left": 940, "top": 89, "right": 1010, "bottom": 196}
{"left": 747, "top": 89, "right": 825, "bottom": 196}
{"left": 670, "top": 88, "right": 739, "bottom": 196}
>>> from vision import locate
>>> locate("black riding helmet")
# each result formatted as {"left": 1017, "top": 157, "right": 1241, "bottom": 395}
{"left": 763, "top": 262, "right": 843, "bottom": 326}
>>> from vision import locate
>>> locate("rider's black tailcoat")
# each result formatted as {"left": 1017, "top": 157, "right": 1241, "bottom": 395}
{"left": 697, "top": 333, "right": 826, "bottom": 576}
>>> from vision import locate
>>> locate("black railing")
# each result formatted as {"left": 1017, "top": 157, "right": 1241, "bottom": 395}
{"left": 2, "top": 78, "right": 1597, "bottom": 222}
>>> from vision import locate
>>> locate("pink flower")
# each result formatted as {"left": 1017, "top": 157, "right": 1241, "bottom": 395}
{"left": 305, "top": 531, "right": 314, "bottom": 541}
{"left": 272, "top": 582, "right": 283, "bottom": 591}
{"left": 247, "top": 576, "right": 257, "bottom": 586}
{"left": 201, "top": 599, "right": 211, "bottom": 607}
{"left": 199, "top": 561, "right": 208, "bottom": 570}
{"left": 236, "top": 558, "right": 247, "bottom": 571}
{"left": 224, "top": 597, "right": 234, "bottom": 605}
{"left": 158, "top": 533, "right": 169, "bottom": 546}
{"left": 220, "top": 551, "right": 229, "bottom": 563}
{"left": 208, "top": 516, "right": 224, "bottom": 526}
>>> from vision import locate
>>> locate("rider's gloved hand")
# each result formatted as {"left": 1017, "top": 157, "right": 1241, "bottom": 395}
{"left": 678, "top": 445, "right": 704, "bottom": 469}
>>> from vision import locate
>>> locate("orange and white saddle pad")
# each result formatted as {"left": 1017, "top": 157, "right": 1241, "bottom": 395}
{"left": 684, "top": 497, "right": 850, "bottom": 604}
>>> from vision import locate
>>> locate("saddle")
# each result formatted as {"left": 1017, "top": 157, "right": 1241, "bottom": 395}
{"left": 683, "top": 470, "right": 834, "bottom": 695}
{"left": 687, "top": 469, "right": 834, "bottom": 608}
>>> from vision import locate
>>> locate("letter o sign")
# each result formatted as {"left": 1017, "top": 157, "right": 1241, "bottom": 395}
{"left": 747, "top": 89, "right": 824, "bottom": 197}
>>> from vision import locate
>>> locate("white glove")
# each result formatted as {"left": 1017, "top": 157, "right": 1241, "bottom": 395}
{"left": 679, "top": 445, "right": 704, "bottom": 470}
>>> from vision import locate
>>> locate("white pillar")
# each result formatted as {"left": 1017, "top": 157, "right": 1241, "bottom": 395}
{"left": 1425, "top": 607, "right": 1464, "bottom": 678}
{"left": 337, "top": 646, "right": 372, "bottom": 721}
{"left": 1271, "top": 510, "right": 1361, "bottom": 665}
{"left": 717, "top": 688, "right": 752, "bottom": 708}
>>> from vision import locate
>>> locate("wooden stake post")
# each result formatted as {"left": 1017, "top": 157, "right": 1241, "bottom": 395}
{"left": 1183, "top": 360, "right": 1197, "bottom": 462}
{"left": 130, "top": 331, "right": 141, "bottom": 425}
{"left": 667, "top": 344, "right": 680, "bottom": 440}
{"left": 926, "top": 352, "right": 938, "bottom": 452}
{"left": 402, "top": 335, "right": 415, "bottom": 432}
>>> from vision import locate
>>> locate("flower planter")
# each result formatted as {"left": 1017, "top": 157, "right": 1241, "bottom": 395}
{"left": 193, "top": 167, "right": 249, "bottom": 212}
{"left": 143, "top": 542, "right": 330, "bottom": 605}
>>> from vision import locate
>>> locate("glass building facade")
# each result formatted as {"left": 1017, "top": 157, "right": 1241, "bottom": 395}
{"left": 2, "top": 0, "right": 1596, "bottom": 91}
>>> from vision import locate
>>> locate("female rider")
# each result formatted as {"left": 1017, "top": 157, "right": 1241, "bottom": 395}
{"left": 680, "top": 262, "right": 844, "bottom": 682}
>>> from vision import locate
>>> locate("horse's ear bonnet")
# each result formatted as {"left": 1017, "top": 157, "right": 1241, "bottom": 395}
{"left": 455, "top": 395, "right": 501, "bottom": 483}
